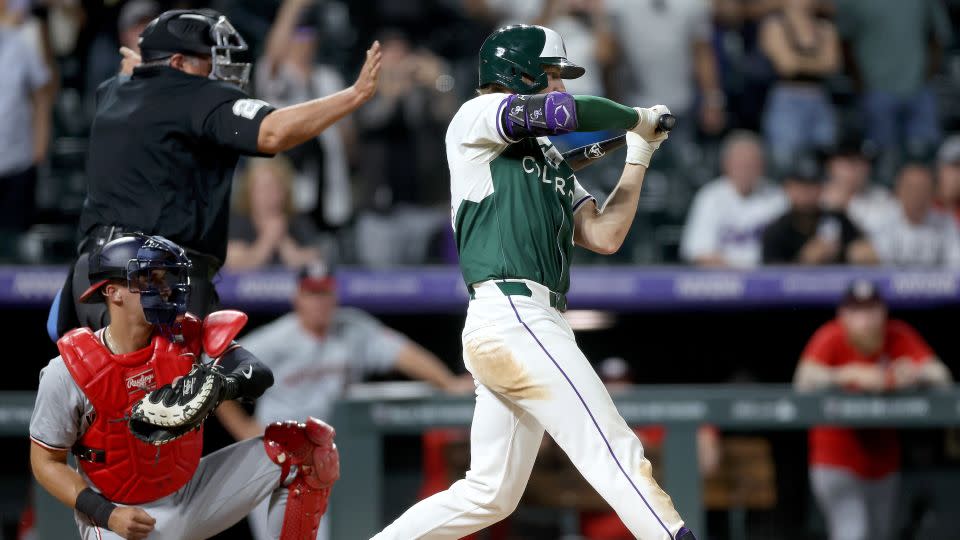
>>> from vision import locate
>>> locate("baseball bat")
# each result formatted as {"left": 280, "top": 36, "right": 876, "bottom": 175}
{"left": 562, "top": 113, "right": 676, "bottom": 171}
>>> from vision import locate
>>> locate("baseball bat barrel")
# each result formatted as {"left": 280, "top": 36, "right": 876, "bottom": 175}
{"left": 562, "top": 113, "right": 676, "bottom": 171}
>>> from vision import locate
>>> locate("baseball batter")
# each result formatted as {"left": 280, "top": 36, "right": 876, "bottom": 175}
{"left": 372, "top": 25, "right": 694, "bottom": 540}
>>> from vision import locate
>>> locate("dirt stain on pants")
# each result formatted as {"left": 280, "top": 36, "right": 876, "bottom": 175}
{"left": 465, "top": 337, "right": 549, "bottom": 400}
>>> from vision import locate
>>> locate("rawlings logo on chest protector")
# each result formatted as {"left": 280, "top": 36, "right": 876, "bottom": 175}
{"left": 126, "top": 369, "right": 156, "bottom": 393}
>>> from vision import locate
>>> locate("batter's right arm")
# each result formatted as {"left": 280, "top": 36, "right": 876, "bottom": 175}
{"left": 498, "top": 93, "right": 642, "bottom": 141}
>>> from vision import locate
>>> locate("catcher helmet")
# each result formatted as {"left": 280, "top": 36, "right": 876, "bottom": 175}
{"left": 138, "top": 9, "right": 250, "bottom": 87}
{"left": 478, "top": 24, "right": 585, "bottom": 94}
{"left": 80, "top": 233, "right": 191, "bottom": 327}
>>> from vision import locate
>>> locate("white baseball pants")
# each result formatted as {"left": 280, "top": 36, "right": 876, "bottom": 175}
{"left": 372, "top": 279, "right": 687, "bottom": 540}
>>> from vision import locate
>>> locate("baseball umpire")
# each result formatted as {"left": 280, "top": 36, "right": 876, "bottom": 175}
{"left": 372, "top": 24, "right": 694, "bottom": 540}
{"left": 31, "top": 233, "right": 339, "bottom": 540}
{"left": 52, "top": 8, "right": 381, "bottom": 337}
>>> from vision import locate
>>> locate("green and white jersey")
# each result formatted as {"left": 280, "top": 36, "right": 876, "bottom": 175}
{"left": 447, "top": 93, "right": 595, "bottom": 294}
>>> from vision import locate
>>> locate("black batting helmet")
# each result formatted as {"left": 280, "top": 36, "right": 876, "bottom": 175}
{"left": 79, "top": 233, "right": 191, "bottom": 328}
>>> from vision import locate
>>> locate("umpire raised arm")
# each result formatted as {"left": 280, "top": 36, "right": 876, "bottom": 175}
{"left": 54, "top": 8, "right": 381, "bottom": 337}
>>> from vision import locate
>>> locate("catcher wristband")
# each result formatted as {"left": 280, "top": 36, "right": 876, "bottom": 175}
{"left": 76, "top": 488, "right": 116, "bottom": 528}
{"left": 625, "top": 132, "right": 656, "bottom": 167}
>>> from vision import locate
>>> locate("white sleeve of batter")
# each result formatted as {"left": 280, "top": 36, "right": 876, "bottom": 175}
{"left": 446, "top": 93, "right": 513, "bottom": 163}
{"left": 29, "top": 356, "right": 93, "bottom": 451}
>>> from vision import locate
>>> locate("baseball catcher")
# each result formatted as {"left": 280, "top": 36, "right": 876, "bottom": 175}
{"left": 30, "top": 233, "right": 338, "bottom": 540}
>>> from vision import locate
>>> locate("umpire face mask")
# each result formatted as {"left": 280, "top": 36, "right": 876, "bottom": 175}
{"left": 140, "top": 11, "right": 252, "bottom": 89}
{"left": 209, "top": 16, "right": 251, "bottom": 88}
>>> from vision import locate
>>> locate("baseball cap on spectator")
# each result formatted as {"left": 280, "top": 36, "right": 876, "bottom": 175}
{"left": 119, "top": 0, "right": 161, "bottom": 32}
{"left": 937, "top": 135, "right": 960, "bottom": 165}
{"left": 840, "top": 279, "right": 884, "bottom": 307}
{"left": 782, "top": 152, "right": 823, "bottom": 184}
{"left": 298, "top": 261, "right": 336, "bottom": 293}
{"left": 825, "top": 131, "right": 878, "bottom": 162}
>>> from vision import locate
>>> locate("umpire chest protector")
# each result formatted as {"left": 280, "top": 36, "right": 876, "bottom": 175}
{"left": 58, "top": 312, "right": 244, "bottom": 504}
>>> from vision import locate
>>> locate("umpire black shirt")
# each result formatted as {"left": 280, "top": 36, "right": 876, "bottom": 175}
{"left": 79, "top": 65, "right": 275, "bottom": 264}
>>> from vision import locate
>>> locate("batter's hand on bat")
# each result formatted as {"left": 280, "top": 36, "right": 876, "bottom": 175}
{"left": 351, "top": 41, "right": 382, "bottom": 104}
{"left": 630, "top": 104, "right": 672, "bottom": 144}
{"left": 108, "top": 506, "right": 156, "bottom": 540}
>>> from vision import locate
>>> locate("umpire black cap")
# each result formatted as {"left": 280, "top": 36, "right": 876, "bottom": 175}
{"left": 138, "top": 9, "right": 251, "bottom": 86}
{"left": 139, "top": 9, "right": 220, "bottom": 61}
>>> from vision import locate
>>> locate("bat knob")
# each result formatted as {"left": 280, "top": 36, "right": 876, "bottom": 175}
{"left": 657, "top": 114, "right": 677, "bottom": 133}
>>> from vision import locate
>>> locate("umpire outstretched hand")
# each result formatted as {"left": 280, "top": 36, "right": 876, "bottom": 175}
{"left": 255, "top": 41, "right": 381, "bottom": 154}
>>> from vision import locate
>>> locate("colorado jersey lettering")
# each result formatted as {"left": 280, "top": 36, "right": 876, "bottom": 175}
{"left": 446, "top": 93, "right": 594, "bottom": 294}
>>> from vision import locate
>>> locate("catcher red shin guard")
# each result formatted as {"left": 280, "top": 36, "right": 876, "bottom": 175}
{"left": 263, "top": 417, "right": 340, "bottom": 540}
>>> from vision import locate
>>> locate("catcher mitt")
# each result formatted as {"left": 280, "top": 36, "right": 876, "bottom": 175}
{"left": 129, "top": 363, "right": 228, "bottom": 445}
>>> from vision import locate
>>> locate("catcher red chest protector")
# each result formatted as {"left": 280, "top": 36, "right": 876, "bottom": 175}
{"left": 58, "top": 311, "right": 247, "bottom": 504}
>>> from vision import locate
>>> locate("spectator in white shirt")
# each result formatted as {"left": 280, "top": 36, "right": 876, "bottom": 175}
{"left": 820, "top": 135, "right": 898, "bottom": 238}
{"left": 935, "top": 134, "right": 960, "bottom": 226}
{"left": 0, "top": 6, "right": 53, "bottom": 235}
{"left": 873, "top": 164, "right": 960, "bottom": 268}
{"left": 681, "top": 130, "right": 787, "bottom": 268}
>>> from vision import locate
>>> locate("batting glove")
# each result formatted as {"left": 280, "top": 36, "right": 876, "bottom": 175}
{"left": 627, "top": 105, "right": 670, "bottom": 168}
{"left": 630, "top": 104, "right": 671, "bottom": 142}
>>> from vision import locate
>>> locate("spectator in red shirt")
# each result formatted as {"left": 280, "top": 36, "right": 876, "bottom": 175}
{"left": 793, "top": 279, "right": 952, "bottom": 540}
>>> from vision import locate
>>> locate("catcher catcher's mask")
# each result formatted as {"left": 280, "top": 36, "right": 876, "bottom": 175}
{"left": 478, "top": 24, "right": 585, "bottom": 94}
{"left": 79, "top": 233, "right": 192, "bottom": 329}
{"left": 138, "top": 9, "right": 251, "bottom": 87}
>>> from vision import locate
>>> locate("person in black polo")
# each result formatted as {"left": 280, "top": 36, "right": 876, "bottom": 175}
{"left": 53, "top": 8, "right": 382, "bottom": 336}
{"left": 762, "top": 153, "right": 878, "bottom": 266}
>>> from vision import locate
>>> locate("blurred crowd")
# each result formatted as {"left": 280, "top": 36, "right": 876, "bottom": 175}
{"left": 2, "top": 0, "right": 960, "bottom": 269}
